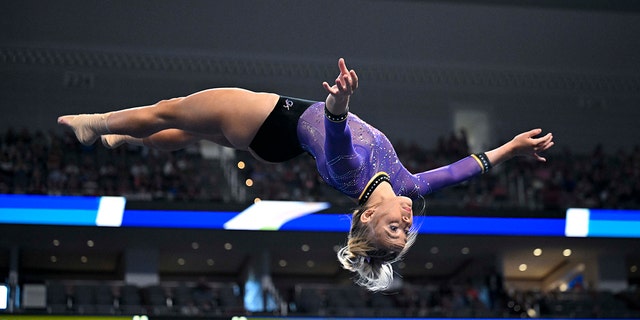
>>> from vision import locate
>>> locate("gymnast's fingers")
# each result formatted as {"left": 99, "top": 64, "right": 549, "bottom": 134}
{"left": 350, "top": 70, "right": 359, "bottom": 90}
{"left": 338, "top": 58, "right": 349, "bottom": 75}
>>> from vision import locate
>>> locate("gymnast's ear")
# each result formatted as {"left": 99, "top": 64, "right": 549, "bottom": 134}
{"left": 360, "top": 208, "right": 375, "bottom": 223}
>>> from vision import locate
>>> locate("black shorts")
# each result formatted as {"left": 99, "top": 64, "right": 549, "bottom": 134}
{"left": 249, "top": 96, "right": 317, "bottom": 163}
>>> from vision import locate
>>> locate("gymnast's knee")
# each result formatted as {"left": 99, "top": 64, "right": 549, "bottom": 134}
{"left": 153, "top": 97, "right": 186, "bottom": 118}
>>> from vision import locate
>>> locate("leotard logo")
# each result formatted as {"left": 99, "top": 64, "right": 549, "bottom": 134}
{"left": 283, "top": 99, "right": 294, "bottom": 110}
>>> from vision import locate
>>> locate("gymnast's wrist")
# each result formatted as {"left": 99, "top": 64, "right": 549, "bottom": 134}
{"left": 471, "top": 152, "right": 492, "bottom": 174}
{"left": 325, "top": 104, "right": 349, "bottom": 122}
{"left": 325, "top": 95, "right": 349, "bottom": 112}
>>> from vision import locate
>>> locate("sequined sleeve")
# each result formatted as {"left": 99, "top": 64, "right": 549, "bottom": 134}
{"left": 298, "top": 103, "right": 369, "bottom": 199}
{"left": 297, "top": 103, "right": 484, "bottom": 199}
{"left": 415, "top": 156, "right": 483, "bottom": 194}
{"left": 323, "top": 117, "right": 364, "bottom": 176}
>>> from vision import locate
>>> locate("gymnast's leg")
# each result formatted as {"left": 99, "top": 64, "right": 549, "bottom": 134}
{"left": 102, "top": 129, "right": 235, "bottom": 151}
{"left": 58, "top": 88, "right": 279, "bottom": 151}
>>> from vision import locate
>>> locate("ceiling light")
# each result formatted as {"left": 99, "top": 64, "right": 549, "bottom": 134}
{"left": 245, "top": 179, "right": 253, "bottom": 187}
{"left": 430, "top": 246, "right": 439, "bottom": 254}
{"left": 306, "top": 260, "right": 315, "bottom": 268}
{"left": 191, "top": 242, "right": 199, "bottom": 250}
{"left": 425, "top": 262, "right": 433, "bottom": 269}
{"left": 224, "top": 243, "right": 233, "bottom": 250}
{"left": 80, "top": 256, "right": 88, "bottom": 263}
{"left": 533, "top": 248, "right": 542, "bottom": 256}
{"left": 519, "top": 264, "right": 527, "bottom": 272}
{"left": 563, "top": 249, "right": 572, "bottom": 257}
{"left": 86, "top": 240, "right": 94, "bottom": 248}
{"left": 207, "top": 259, "right": 215, "bottom": 266}
{"left": 237, "top": 161, "right": 245, "bottom": 169}
{"left": 52, "top": 239, "right": 60, "bottom": 247}
{"left": 50, "top": 256, "right": 57, "bottom": 263}
{"left": 279, "top": 259, "right": 287, "bottom": 267}
{"left": 461, "top": 247, "right": 470, "bottom": 255}
{"left": 301, "top": 244, "right": 310, "bottom": 252}
{"left": 631, "top": 265, "right": 637, "bottom": 273}
{"left": 177, "top": 258, "right": 185, "bottom": 266}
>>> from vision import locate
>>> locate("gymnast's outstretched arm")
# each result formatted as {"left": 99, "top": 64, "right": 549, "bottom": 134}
{"left": 417, "top": 128, "right": 554, "bottom": 194}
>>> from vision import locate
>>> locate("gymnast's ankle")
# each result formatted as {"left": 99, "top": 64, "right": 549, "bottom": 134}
{"left": 101, "top": 134, "right": 143, "bottom": 149}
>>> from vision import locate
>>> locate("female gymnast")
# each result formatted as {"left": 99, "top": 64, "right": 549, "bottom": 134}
{"left": 58, "top": 58, "right": 554, "bottom": 291}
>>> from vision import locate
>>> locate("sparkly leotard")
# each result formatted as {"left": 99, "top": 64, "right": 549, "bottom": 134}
{"left": 297, "top": 102, "right": 483, "bottom": 200}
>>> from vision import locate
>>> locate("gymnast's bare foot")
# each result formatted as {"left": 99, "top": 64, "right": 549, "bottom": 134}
{"left": 58, "top": 113, "right": 111, "bottom": 146}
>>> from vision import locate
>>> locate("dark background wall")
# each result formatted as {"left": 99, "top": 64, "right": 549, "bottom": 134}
{"left": 2, "top": 0, "right": 639, "bottom": 153}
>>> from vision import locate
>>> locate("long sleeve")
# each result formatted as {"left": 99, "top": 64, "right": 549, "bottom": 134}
{"left": 415, "top": 156, "right": 483, "bottom": 194}
{"left": 323, "top": 117, "right": 364, "bottom": 177}
{"left": 298, "top": 103, "right": 370, "bottom": 199}
{"left": 297, "top": 103, "right": 481, "bottom": 200}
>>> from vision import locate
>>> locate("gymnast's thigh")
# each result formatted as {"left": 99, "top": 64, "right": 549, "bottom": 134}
{"left": 172, "top": 88, "right": 279, "bottom": 150}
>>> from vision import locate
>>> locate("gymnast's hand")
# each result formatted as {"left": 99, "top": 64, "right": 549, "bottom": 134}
{"left": 509, "top": 128, "right": 555, "bottom": 162}
{"left": 323, "top": 58, "right": 359, "bottom": 115}
{"left": 486, "top": 128, "right": 554, "bottom": 167}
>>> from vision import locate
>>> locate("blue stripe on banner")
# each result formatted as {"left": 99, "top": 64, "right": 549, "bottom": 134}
{"left": 589, "top": 220, "right": 640, "bottom": 238}
{"left": 279, "top": 215, "right": 566, "bottom": 236}
{"left": 122, "top": 210, "right": 237, "bottom": 229}
{"left": 5, "top": 194, "right": 626, "bottom": 238}
{"left": 0, "top": 208, "right": 98, "bottom": 226}
{"left": 416, "top": 216, "right": 566, "bottom": 236}
{"left": 279, "top": 214, "right": 351, "bottom": 232}
{"left": 0, "top": 194, "right": 101, "bottom": 210}
{"left": 588, "top": 209, "right": 640, "bottom": 222}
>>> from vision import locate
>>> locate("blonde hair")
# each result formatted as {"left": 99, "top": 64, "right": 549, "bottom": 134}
{"left": 336, "top": 203, "right": 419, "bottom": 292}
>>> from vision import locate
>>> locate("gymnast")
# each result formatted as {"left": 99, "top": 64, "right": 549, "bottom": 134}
{"left": 58, "top": 58, "right": 554, "bottom": 291}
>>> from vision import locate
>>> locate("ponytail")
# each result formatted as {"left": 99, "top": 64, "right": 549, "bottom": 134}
{"left": 337, "top": 245, "right": 394, "bottom": 291}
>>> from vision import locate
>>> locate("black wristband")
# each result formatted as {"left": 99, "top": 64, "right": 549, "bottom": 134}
{"left": 324, "top": 106, "right": 349, "bottom": 122}
{"left": 472, "top": 153, "right": 492, "bottom": 174}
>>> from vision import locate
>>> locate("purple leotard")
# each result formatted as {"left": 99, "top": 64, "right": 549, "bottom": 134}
{"left": 297, "top": 103, "right": 483, "bottom": 200}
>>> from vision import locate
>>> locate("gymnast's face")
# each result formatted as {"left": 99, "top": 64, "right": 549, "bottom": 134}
{"left": 360, "top": 195, "right": 414, "bottom": 251}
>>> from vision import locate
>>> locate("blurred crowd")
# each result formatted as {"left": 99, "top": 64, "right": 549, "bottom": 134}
{"left": 291, "top": 283, "right": 640, "bottom": 319}
{"left": 38, "top": 279, "right": 640, "bottom": 318}
{"left": 0, "top": 127, "right": 226, "bottom": 202}
{"left": 1, "top": 127, "right": 639, "bottom": 210}
{"left": 241, "top": 130, "right": 640, "bottom": 210}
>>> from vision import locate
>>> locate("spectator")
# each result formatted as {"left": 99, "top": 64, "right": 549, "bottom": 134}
{"left": 1, "top": 127, "right": 638, "bottom": 210}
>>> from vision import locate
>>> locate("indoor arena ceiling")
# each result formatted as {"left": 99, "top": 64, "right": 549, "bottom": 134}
{"left": 414, "top": 0, "right": 640, "bottom": 12}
